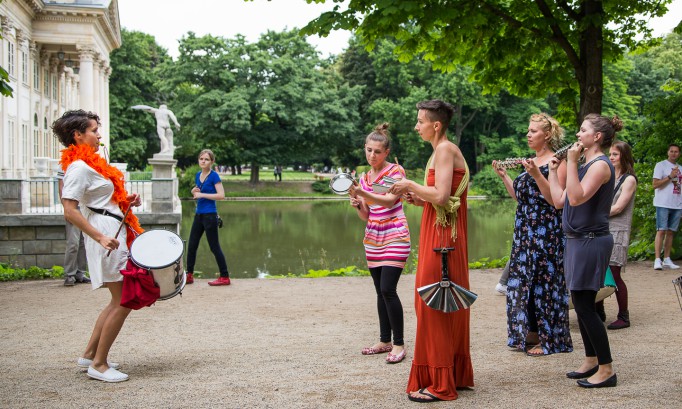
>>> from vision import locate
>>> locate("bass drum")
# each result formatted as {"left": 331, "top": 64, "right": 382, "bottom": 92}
{"left": 568, "top": 266, "right": 616, "bottom": 309}
{"left": 129, "top": 229, "right": 186, "bottom": 300}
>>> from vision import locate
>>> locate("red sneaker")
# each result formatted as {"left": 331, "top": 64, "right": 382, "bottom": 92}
{"left": 186, "top": 272, "right": 194, "bottom": 284}
{"left": 208, "top": 276, "right": 231, "bottom": 286}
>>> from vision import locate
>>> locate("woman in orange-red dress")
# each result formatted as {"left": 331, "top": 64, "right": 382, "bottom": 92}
{"left": 389, "top": 100, "right": 474, "bottom": 402}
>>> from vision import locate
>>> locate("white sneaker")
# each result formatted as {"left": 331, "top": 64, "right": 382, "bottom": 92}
{"left": 654, "top": 258, "right": 663, "bottom": 270}
{"left": 494, "top": 283, "right": 507, "bottom": 295}
{"left": 663, "top": 258, "right": 680, "bottom": 269}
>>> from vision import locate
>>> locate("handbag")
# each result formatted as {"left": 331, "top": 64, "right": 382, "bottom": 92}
{"left": 120, "top": 259, "right": 160, "bottom": 310}
{"left": 217, "top": 215, "right": 224, "bottom": 228}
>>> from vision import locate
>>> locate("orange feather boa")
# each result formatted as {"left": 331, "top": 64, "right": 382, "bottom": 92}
{"left": 60, "top": 144, "right": 144, "bottom": 249}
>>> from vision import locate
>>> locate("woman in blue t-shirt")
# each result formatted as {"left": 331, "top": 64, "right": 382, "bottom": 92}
{"left": 186, "top": 149, "right": 231, "bottom": 286}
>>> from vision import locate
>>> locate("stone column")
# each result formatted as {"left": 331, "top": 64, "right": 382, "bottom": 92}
{"left": 15, "top": 29, "right": 27, "bottom": 178}
{"left": 40, "top": 50, "right": 49, "bottom": 159}
{"left": 49, "top": 56, "right": 60, "bottom": 158}
{"left": 148, "top": 157, "right": 181, "bottom": 214}
{"left": 92, "top": 52, "right": 101, "bottom": 115}
{"left": 102, "top": 65, "right": 111, "bottom": 145}
{"left": 64, "top": 67, "right": 73, "bottom": 111}
{"left": 77, "top": 46, "right": 95, "bottom": 112}
{"left": 0, "top": 17, "right": 14, "bottom": 178}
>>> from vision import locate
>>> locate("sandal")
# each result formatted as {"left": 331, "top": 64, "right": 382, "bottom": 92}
{"left": 408, "top": 388, "right": 442, "bottom": 403}
{"left": 526, "top": 344, "right": 546, "bottom": 357}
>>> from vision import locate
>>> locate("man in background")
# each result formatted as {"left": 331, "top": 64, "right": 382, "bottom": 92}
{"left": 57, "top": 170, "right": 90, "bottom": 286}
{"left": 652, "top": 144, "right": 682, "bottom": 270}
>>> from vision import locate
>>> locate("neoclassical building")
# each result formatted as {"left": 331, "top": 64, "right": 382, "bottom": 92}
{"left": 0, "top": 0, "right": 120, "bottom": 179}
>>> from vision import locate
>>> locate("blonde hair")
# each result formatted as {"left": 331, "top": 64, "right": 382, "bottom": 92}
{"left": 529, "top": 113, "right": 564, "bottom": 151}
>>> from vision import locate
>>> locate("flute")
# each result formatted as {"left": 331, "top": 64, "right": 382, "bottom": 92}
{"left": 492, "top": 143, "right": 583, "bottom": 170}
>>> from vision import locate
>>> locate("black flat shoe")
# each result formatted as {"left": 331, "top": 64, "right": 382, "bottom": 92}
{"left": 577, "top": 374, "right": 617, "bottom": 388}
{"left": 566, "top": 365, "right": 599, "bottom": 379}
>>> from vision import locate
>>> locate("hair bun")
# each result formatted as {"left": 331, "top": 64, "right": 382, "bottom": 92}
{"left": 375, "top": 122, "right": 390, "bottom": 133}
{"left": 611, "top": 116, "right": 624, "bottom": 132}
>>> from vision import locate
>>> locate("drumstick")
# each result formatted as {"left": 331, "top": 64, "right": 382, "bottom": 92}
{"left": 394, "top": 157, "right": 399, "bottom": 166}
{"left": 106, "top": 206, "right": 131, "bottom": 257}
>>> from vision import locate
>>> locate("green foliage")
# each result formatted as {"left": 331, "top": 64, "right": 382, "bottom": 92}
{"left": 263, "top": 256, "right": 510, "bottom": 279}
{"left": 0, "top": 65, "right": 12, "bottom": 97}
{"left": 303, "top": 0, "right": 674, "bottom": 124}
{"left": 157, "top": 30, "right": 363, "bottom": 182}
{"left": 0, "top": 263, "right": 64, "bottom": 281}
{"left": 0, "top": 31, "right": 12, "bottom": 97}
{"left": 468, "top": 256, "right": 510, "bottom": 270}
{"left": 178, "top": 164, "right": 201, "bottom": 198}
{"left": 109, "top": 29, "right": 171, "bottom": 169}
{"left": 311, "top": 180, "right": 332, "bottom": 194}
{"left": 628, "top": 80, "right": 682, "bottom": 259}
{"left": 265, "top": 265, "right": 370, "bottom": 278}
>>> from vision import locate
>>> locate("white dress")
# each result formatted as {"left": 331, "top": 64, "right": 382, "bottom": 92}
{"left": 62, "top": 160, "right": 128, "bottom": 289}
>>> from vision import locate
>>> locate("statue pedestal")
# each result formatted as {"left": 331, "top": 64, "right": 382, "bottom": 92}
{"left": 148, "top": 157, "right": 181, "bottom": 214}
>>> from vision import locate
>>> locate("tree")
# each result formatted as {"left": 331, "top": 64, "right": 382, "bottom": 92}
{"left": 303, "top": 0, "right": 673, "bottom": 125}
{"left": 109, "top": 29, "right": 171, "bottom": 169}
{"left": 157, "top": 30, "right": 362, "bottom": 183}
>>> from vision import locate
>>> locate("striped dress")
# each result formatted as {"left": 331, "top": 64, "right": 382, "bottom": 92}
{"left": 360, "top": 164, "right": 411, "bottom": 269}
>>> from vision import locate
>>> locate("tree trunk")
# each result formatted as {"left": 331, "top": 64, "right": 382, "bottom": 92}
{"left": 249, "top": 162, "right": 259, "bottom": 184}
{"left": 230, "top": 165, "right": 236, "bottom": 175}
{"left": 577, "top": 0, "right": 604, "bottom": 125}
{"left": 237, "top": 165, "right": 242, "bottom": 175}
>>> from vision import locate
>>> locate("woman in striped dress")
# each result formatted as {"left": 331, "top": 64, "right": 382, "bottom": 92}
{"left": 349, "top": 123, "right": 411, "bottom": 364}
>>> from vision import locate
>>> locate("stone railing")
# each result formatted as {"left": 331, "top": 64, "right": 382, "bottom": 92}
{"left": 0, "top": 158, "right": 181, "bottom": 269}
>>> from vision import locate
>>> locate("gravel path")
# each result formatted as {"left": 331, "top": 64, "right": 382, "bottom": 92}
{"left": 1, "top": 261, "right": 680, "bottom": 408}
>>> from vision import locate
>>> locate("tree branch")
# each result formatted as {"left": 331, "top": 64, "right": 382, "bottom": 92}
{"left": 479, "top": 1, "right": 545, "bottom": 37}
{"left": 556, "top": 0, "right": 581, "bottom": 21}
{"left": 534, "top": 0, "right": 582, "bottom": 72}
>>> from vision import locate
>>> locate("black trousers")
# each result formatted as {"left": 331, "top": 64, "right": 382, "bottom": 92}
{"left": 572, "top": 290, "right": 613, "bottom": 365}
{"left": 186, "top": 213, "right": 229, "bottom": 276}
{"left": 370, "top": 266, "right": 404, "bottom": 346}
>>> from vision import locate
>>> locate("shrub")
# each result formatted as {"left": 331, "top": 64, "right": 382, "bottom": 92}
{"left": 178, "top": 164, "right": 201, "bottom": 198}
{"left": 311, "top": 180, "right": 332, "bottom": 194}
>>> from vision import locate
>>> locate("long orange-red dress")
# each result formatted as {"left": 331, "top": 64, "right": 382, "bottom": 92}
{"left": 406, "top": 168, "right": 474, "bottom": 400}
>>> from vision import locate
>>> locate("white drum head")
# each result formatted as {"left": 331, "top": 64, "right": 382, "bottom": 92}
{"left": 130, "top": 230, "right": 184, "bottom": 269}
{"left": 329, "top": 173, "right": 355, "bottom": 195}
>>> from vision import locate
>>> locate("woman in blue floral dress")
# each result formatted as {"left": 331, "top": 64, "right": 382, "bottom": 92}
{"left": 493, "top": 113, "right": 573, "bottom": 356}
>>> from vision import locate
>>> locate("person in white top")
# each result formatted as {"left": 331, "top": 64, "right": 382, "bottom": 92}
{"left": 652, "top": 144, "right": 682, "bottom": 270}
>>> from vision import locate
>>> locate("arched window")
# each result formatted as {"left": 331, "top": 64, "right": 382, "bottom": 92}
{"left": 33, "top": 113, "right": 38, "bottom": 127}
{"left": 44, "top": 117, "right": 47, "bottom": 130}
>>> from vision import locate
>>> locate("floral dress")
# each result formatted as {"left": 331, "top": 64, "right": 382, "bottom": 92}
{"left": 506, "top": 164, "right": 573, "bottom": 354}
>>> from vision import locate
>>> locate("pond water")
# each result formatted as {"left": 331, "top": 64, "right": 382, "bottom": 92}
{"left": 180, "top": 199, "right": 516, "bottom": 278}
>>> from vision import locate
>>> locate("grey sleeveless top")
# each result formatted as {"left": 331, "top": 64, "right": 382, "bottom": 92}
{"left": 610, "top": 174, "right": 635, "bottom": 233}
{"left": 563, "top": 156, "right": 615, "bottom": 234}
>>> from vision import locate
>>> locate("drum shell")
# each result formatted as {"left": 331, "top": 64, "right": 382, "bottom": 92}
{"left": 150, "top": 259, "right": 186, "bottom": 301}
{"left": 129, "top": 229, "right": 186, "bottom": 301}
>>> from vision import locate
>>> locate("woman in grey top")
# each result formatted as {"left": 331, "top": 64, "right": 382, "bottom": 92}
{"left": 549, "top": 114, "right": 622, "bottom": 389}
{"left": 596, "top": 141, "right": 637, "bottom": 329}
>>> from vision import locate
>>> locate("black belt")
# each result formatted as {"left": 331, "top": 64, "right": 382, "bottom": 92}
{"left": 565, "top": 231, "right": 610, "bottom": 239}
{"left": 87, "top": 207, "right": 123, "bottom": 222}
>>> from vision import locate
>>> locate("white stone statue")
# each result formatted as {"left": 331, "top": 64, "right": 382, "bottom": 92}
{"left": 131, "top": 104, "right": 181, "bottom": 157}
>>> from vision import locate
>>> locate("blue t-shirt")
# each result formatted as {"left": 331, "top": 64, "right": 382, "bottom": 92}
{"left": 195, "top": 170, "right": 221, "bottom": 214}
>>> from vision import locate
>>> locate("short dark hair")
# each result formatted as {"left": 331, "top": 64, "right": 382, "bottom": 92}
{"left": 668, "top": 143, "right": 680, "bottom": 151}
{"left": 416, "top": 100, "right": 455, "bottom": 129}
{"left": 52, "top": 110, "right": 101, "bottom": 147}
